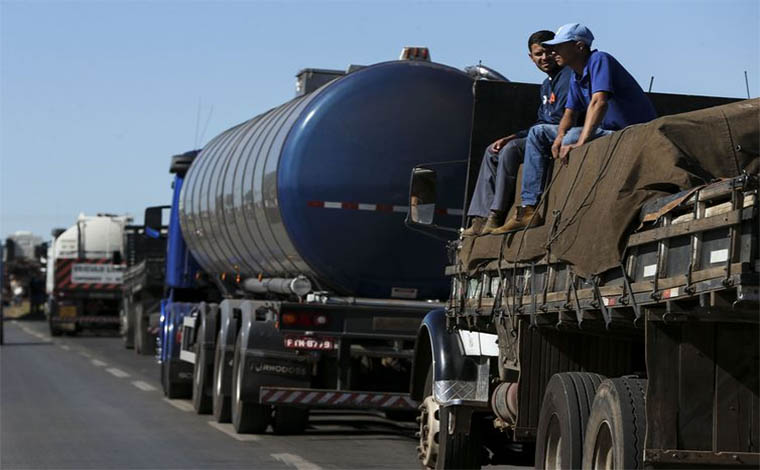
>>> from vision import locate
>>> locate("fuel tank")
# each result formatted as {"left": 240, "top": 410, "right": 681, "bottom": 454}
{"left": 179, "top": 60, "right": 473, "bottom": 299}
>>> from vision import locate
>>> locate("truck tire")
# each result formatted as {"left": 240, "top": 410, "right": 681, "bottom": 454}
{"left": 49, "top": 316, "right": 62, "bottom": 337}
{"left": 272, "top": 406, "right": 309, "bottom": 435}
{"left": 212, "top": 327, "right": 233, "bottom": 423}
{"left": 417, "top": 366, "right": 481, "bottom": 469}
{"left": 135, "top": 300, "right": 156, "bottom": 355}
{"left": 192, "top": 315, "right": 213, "bottom": 414}
{"left": 535, "top": 372, "right": 605, "bottom": 470}
{"left": 162, "top": 358, "right": 192, "bottom": 399}
{"left": 231, "top": 333, "right": 271, "bottom": 433}
{"left": 582, "top": 377, "right": 647, "bottom": 470}
{"left": 120, "top": 297, "right": 134, "bottom": 349}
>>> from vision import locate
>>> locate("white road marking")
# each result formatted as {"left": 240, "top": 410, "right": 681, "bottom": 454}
{"left": 131, "top": 380, "right": 157, "bottom": 392}
{"left": 58, "top": 344, "right": 71, "bottom": 351}
{"left": 79, "top": 351, "right": 93, "bottom": 358}
{"left": 163, "top": 398, "right": 195, "bottom": 412}
{"left": 207, "top": 421, "right": 261, "bottom": 441}
{"left": 271, "top": 453, "right": 321, "bottom": 470}
{"left": 106, "top": 368, "right": 130, "bottom": 378}
{"left": 91, "top": 359, "right": 107, "bottom": 367}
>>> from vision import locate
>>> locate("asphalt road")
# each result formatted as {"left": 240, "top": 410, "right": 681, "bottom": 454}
{"left": 1, "top": 320, "right": 530, "bottom": 469}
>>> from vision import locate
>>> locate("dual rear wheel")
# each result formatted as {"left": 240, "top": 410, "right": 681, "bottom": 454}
{"left": 535, "top": 373, "right": 646, "bottom": 470}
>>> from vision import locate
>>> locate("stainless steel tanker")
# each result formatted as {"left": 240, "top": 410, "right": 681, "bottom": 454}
{"left": 179, "top": 60, "right": 473, "bottom": 299}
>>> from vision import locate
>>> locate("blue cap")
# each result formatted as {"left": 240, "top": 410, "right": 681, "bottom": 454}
{"left": 542, "top": 23, "right": 594, "bottom": 46}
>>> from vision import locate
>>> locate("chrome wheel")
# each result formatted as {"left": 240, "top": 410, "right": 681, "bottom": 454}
{"left": 544, "top": 414, "right": 563, "bottom": 469}
{"left": 418, "top": 395, "right": 440, "bottom": 468}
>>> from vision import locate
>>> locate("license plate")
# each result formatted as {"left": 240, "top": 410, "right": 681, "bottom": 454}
{"left": 284, "top": 335, "right": 335, "bottom": 351}
{"left": 59, "top": 306, "right": 77, "bottom": 318}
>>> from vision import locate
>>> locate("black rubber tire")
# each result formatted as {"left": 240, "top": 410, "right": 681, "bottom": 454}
{"left": 163, "top": 359, "right": 192, "bottom": 399}
{"left": 135, "top": 300, "right": 156, "bottom": 355}
{"left": 120, "top": 297, "right": 134, "bottom": 349}
{"left": 436, "top": 405, "right": 481, "bottom": 470}
{"left": 212, "top": 328, "right": 232, "bottom": 423}
{"left": 535, "top": 372, "right": 605, "bottom": 470}
{"left": 272, "top": 406, "right": 308, "bottom": 435}
{"left": 231, "top": 333, "right": 271, "bottom": 433}
{"left": 192, "top": 316, "right": 213, "bottom": 414}
{"left": 417, "top": 362, "right": 481, "bottom": 470}
{"left": 49, "top": 317, "right": 62, "bottom": 337}
{"left": 582, "top": 377, "right": 647, "bottom": 470}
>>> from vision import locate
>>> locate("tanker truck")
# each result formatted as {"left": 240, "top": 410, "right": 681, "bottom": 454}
{"left": 157, "top": 51, "right": 480, "bottom": 434}
{"left": 405, "top": 80, "right": 758, "bottom": 468}
{"left": 47, "top": 213, "right": 131, "bottom": 335}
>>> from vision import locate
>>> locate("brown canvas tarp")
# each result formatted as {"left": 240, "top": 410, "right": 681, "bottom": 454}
{"left": 460, "top": 98, "right": 760, "bottom": 278}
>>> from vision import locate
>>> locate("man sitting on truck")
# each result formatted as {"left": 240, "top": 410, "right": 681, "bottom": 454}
{"left": 495, "top": 23, "right": 657, "bottom": 233}
{"left": 463, "top": 30, "right": 572, "bottom": 236}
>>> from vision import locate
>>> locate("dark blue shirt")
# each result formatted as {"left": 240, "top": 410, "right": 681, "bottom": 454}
{"left": 566, "top": 50, "right": 657, "bottom": 130}
{"left": 516, "top": 66, "right": 571, "bottom": 138}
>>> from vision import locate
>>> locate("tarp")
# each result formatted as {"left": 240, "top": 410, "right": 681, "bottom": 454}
{"left": 460, "top": 98, "right": 760, "bottom": 278}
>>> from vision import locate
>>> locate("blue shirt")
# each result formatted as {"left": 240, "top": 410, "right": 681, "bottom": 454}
{"left": 516, "top": 66, "right": 571, "bottom": 138}
{"left": 566, "top": 50, "right": 657, "bottom": 131}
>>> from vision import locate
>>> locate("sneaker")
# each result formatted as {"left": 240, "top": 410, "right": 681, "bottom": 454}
{"left": 491, "top": 205, "right": 543, "bottom": 234}
{"left": 461, "top": 217, "right": 486, "bottom": 237}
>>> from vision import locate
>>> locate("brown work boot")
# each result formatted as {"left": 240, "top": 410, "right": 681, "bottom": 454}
{"left": 480, "top": 210, "right": 507, "bottom": 235}
{"left": 461, "top": 217, "right": 486, "bottom": 237}
{"left": 491, "top": 205, "right": 543, "bottom": 234}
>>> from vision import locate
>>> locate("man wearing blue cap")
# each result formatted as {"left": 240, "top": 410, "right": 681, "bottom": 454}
{"left": 494, "top": 22, "right": 657, "bottom": 233}
{"left": 463, "top": 30, "right": 573, "bottom": 236}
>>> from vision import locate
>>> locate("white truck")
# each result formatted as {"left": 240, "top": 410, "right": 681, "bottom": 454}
{"left": 46, "top": 213, "right": 131, "bottom": 335}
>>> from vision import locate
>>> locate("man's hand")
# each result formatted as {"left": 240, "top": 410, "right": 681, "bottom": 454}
{"left": 558, "top": 143, "right": 580, "bottom": 165}
{"left": 551, "top": 135, "right": 564, "bottom": 159}
{"left": 489, "top": 135, "right": 516, "bottom": 153}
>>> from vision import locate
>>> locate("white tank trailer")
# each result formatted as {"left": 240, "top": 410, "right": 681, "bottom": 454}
{"left": 47, "top": 213, "right": 132, "bottom": 335}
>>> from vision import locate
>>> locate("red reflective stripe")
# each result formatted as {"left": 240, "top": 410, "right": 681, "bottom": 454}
{"left": 375, "top": 204, "right": 393, "bottom": 212}
{"left": 341, "top": 202, "right": 359, "bottom": 210}
{"left": 307, "top": 201, "right": 324, "bottom": 208}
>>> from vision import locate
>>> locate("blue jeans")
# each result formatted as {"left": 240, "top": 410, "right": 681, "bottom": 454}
{"left": 521, "top": 125, "right": 613, "bottom": 206}
{"left": 467, "top": 138, "right": 526, "bottom": 217}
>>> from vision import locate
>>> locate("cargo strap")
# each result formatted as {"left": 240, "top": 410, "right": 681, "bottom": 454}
{"left": 591, "top": 278, "right": 611, "bottom": 329}
{"left": 619, "top": 262, "right": 642, "bottom": 324}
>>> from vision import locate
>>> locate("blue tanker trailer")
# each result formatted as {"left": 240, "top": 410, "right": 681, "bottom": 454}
{"left": 157, "top": 51, "right": 478, "bottom": 434}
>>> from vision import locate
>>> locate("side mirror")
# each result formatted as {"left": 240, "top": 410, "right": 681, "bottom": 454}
{"left": 408, "top": 167, "right": 438, "bottom": 225}
{"left": 405, "top": 165, "right": 459, "bottom": 235}
{"left": 144, "top": 205, "right": 170, "bottom": 239}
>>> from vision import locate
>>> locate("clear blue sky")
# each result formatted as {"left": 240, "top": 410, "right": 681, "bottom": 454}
{"left": 2, "top": 0, "right": 758, "bottom": 241}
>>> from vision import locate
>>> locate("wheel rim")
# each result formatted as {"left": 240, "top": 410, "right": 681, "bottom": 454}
{"left": 591, "top": 421, "right": 614, "bottom": 470}
{"left": 120, "top": 309, "right": 128, "bottom": 336}
{"left": 195, "top": 345, "right": 203, "bottom": 388}
{"left": 234, "top": 352, "right": 242, "bottom": 407}
{"left": 215, "top": 350, "right": 224, "bottom": 398}
{"left": 418, "top": 395, "right": 440, "bottom": 468}
{"left": 544, "top": 413, "right": 563, "bottom": 469}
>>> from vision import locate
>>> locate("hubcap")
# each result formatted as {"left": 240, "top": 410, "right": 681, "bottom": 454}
{"left": 544, "top": 413, "right": 563, "bottom": 469}
{"left": 234, "top": 353, "right": 242, "bottom": 406}
{"left": 418, "top": 395, "right": 440, "bottom": 468}
{"left": 591, "top": 421, "right": 614, "bottom": 470}
{"left": 215, "top": 352, "right": 223, "bottom": 397}
{"left": 195, "top": 346, "right": 203, "bottom": 387}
